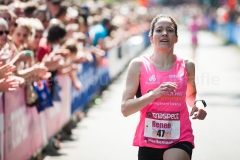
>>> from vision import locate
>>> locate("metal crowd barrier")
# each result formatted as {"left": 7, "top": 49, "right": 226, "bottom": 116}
{"left": 0, "top": 31, "right": 150, "bottom": 160}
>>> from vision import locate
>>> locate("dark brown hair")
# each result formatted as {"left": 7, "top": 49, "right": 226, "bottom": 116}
{"left": 149, "top": 14, "right": 178, "bottom": 37}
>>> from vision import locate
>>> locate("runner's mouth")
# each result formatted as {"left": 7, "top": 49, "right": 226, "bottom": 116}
{"left": 160, "top": 39, "right": 169, "bottom": 42}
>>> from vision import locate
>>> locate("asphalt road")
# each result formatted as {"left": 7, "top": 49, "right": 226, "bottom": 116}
{"left": 43, "top": 28, "right": 240, "bottom": 160}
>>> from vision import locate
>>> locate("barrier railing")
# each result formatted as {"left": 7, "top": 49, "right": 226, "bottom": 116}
{"left": 3, "top": 74, "right": 71, "bottom": 160}
{"left": 0, "top": 31, "right": 149, "bottom": 160}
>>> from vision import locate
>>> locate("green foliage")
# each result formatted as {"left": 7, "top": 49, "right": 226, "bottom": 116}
{"left": 102, "top": 0, "right": 120, "bottom": 4}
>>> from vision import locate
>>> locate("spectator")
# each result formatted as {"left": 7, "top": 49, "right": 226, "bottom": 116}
{"left": 90, "top": 18, "right": 111, "bottom": 48}
{"left": 10, "top": 18, "right": 50, "bottom": 82}
{"left": 34, "top": 8, "right": 50, "bottom": 29}
{"left": 46, "top": 0, "right": 62, "bottom": 19}
{"left": 38, "top": 19, "right": 67, "bottom": 62}
{"left": 11, "top": 17, "right": 33, "bottom": 50}
{"left": 27, "top": 18, "right": 44, "bottom": 59}
{"left": 61, "top": 38, "right": 82, "bottom": 90}
{"left": 8, "top": 1, "right": 26, "bottom": 18}
{"left": 24, "top": 1, "right": 38, "bottom": 18}
{"left": 55, "top": 4, "right": 67, "bottom": 24}
{"left": 0, "top": 5, "right": 14, "bottom": 36}
{"left": 0, "top": 18, "right": 24, "bottom": 91}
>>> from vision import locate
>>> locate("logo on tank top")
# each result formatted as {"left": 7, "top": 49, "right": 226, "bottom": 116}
{"left": 169, "top": 74, "right": 181, "bottom": 78}
{"left": 149, "top": 75, "right": 156, "bottom": 81}
{"left": 146, "top": 75, "right": 160, "bottom": 84}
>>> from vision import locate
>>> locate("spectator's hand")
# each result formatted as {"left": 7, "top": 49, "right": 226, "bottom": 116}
{"left": 0, "top": 48, "right": 14, "bottom": 61}
{"left": 0, "top": 76, "right": 20, "bottom": 92}
{"left": 8, "top": 75, "right": 25, "bottom": 88}
{"left": 0, "top": 62, "right": 16, "bottom": 79}
{"left": 74, "top": 56, "right": 84, "bottom": 64}
{"left": 43, "top": 55, "right": 63, "bottom": 71}
{"left": 28, "top": 63, "right": 51, "bottom": 81}
{"left": 16, "top": 50, "right": 34, "bottom": 62}
{"left": 81, "top": 50, "right": 93, "bottom": 63}
{"left": 33, "top": 62, "right": 48, "bottom": 77}
{"left": 74, "top": 51, "right": 86, "bottom": 64}
{"left": 53, "top": 48, "right": 70, "bottom": 57}
{"left": 73, "top": 80, "right": 82, "bottom": 91}
{"left": 38, "top": 72, "right": 52, "bottom": 80}
{"left": 91, "top": 46, "right": 105, "bottom": 57}
{"left": 71, "top": 64, "right": 78, "bottom": 72}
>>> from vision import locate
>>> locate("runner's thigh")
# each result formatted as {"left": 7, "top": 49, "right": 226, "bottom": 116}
{"left": 163, "top": 148, "right": 190, "bottom": 160}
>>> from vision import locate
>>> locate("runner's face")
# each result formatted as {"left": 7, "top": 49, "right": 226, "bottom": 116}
{"left": 150, "top": 18, "right": 178, "bottom": 51}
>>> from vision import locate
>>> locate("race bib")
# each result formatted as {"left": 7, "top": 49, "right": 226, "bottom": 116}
{"left": 144, "top": 111, "right": 180, "bottom": 145}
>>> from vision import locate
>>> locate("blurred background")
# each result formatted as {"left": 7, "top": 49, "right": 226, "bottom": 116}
{"left": 0, "top": 0, "right": 240, "bottom": 160}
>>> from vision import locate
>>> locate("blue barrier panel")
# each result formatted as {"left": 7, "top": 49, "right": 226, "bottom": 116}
{"left": 97, "top": 66, "right": 110, "bottom": 87}
{"left": 71, "top": 32, "right": 150, "bottom": 114}
{"left": 71, "top": 59, "right": 110, "bottom": 114}
{"left": 143, "top": 30, "right": 151, "bottom": 47}
{"left": 236, "top": 25, "right": 240, "bottom": 46}
{"left": 232, "top": 24, "right": 240, "bottom": 46}
{"left": 213, "top": 22, "right": 240, "bottom": 47}
{"left": 71, "top": 61, "right": 96, "bottom": 113}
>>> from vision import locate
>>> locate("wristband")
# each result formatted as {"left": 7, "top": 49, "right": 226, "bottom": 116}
{"left": 25, "top": 50, "right": 33, "bottom": 56}
{"left": 194, "top": 100, "right": 207, "bottom": 108}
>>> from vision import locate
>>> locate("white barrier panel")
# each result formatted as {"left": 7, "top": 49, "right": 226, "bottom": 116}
{"left": 108, "top": 45, "right": 130, "bottom": 79}
{"left": 127, "top": 35, "right": 144, "bottom": 59}
{"left": 108, "top": 34, "right": 145, "bottom": 79}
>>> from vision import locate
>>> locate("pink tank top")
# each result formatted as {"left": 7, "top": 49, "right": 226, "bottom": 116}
{"left": 133, "top": 54, "right": 194, "bottom": 148}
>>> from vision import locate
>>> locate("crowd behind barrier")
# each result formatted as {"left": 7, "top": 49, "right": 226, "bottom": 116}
{"left": 2, "top": 74, "right": 71, "bottom": 160}
{"left": 0, "top": 30, "right": 150, "bottom": 160}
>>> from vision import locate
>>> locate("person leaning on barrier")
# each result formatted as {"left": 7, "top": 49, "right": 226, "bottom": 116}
{"left": 58, "top": 38, "right": 82, "bottom": 91}
{"left": 27, "top": 18, "right": 44, "bottom": 58}
{"left": 0, "top": 18, "right": 24, "bottom": 91}
{"left": 121, "top": 14, "right": 207, "bottom": 160}
{"left": 9, "top": 17, "right": 50, "bottom": 82}
{"left": 38, "top": 19, "right": 68, "bottom": 65}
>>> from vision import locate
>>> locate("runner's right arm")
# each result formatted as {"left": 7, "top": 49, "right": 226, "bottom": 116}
{"left": 121, "top": 58, "right": 156, "bottom": 117}
{"left": 121, "top": 57, "right": 179, "bottom": 117}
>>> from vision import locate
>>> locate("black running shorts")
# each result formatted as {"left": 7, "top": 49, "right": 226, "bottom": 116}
{"left": 138, "top": 141, "right": 193, "bottom": 160}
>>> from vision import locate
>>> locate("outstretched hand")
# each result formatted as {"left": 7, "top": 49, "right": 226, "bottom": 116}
{"left": 0, "top": 76, "right": 20, "bottom": 92}
{"left": 0, "top": 62, "right": 16, "bottom": 79}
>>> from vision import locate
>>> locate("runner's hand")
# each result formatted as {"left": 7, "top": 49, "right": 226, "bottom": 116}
{"left": 152, "top": 82, "right": 177, "bottom": 98}
{"left": 190, "top": 106, "right": 207, "bottom": 120}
